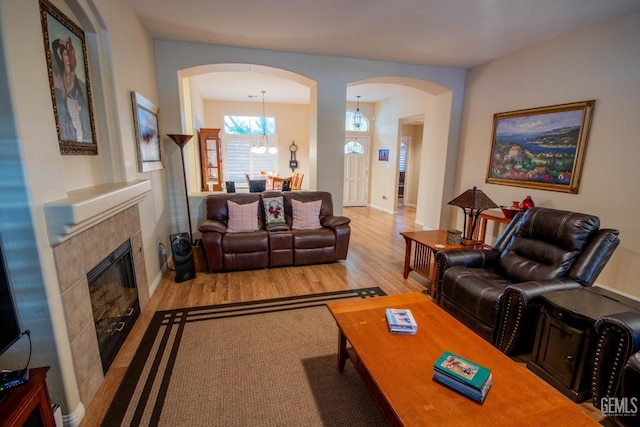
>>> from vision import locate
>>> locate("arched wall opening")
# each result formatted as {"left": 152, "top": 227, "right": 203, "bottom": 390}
{"left": 175, "top": 63, "right": 316, "bottom": 194}
{"left": 347, "top": 76, "right": 454, "bottom": 229}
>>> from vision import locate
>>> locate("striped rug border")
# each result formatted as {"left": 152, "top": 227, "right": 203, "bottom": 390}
{"left": 101, "top": 287, "right": 386, "bottom": 426}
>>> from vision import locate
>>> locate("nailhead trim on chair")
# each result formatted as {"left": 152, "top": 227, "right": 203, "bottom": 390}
{"left": 497, "top": 291, "right": 524, "bottom": 354}
{"left": 591, "top": 318, "right": 634, "bottom": 408}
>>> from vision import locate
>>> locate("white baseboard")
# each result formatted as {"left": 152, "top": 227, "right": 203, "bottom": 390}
{"left": 149, "top": 267, "right": 165, "bottom": 296}
{"left": 368, "top": 203, "right": 395, "bottom": 214}
{"left": 62, "top": 402, "right": 84, "bottom": 427}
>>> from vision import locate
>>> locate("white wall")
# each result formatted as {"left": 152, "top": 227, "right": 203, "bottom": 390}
{"left": 458, "top": 12, "right": 640, "bottom": 297}
{"left": 0, "top": 0, "right": 168, "bottom": 418}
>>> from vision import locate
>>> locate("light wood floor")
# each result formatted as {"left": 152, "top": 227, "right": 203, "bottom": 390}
{"left": 79, "top": 205, "right": 604, "bottom": 426}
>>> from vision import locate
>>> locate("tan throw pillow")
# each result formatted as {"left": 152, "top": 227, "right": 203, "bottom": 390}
{"left": 291, "top": 199, "right": 322, "bottom": 230}
{"left": 226, "top": 200, "right": 259, "bottom": 233}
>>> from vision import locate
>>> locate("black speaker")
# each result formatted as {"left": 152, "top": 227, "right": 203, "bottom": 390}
{"left": 170, "top": 233, "right": 195, "bottom": 283}
{"left": 282, "top": 180, "right": 291, "bottom": 191}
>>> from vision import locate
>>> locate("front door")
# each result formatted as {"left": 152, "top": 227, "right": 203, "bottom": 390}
{"left": 343, "top": 137, "right": 369, "bottom": 206}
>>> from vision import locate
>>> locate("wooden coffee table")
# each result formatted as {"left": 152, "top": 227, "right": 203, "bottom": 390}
{"left": 327, "top": 292, "right": 598, "bottom": 426}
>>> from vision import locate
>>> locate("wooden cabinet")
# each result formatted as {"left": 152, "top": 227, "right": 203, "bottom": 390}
{"left": 0, "top": 367, "right": 55, "bottom": 427}
{"left": 199, "top": 128, "right": 222, "bottom": 192}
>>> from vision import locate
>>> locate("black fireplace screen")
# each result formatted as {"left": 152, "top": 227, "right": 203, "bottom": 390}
{"left": 87, "top": 239, "right": 139, "bottom": 372}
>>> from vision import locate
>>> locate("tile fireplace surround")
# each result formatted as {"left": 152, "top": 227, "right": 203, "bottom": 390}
{"left": 48, "top": 181, "right": 151, "bottom": 407}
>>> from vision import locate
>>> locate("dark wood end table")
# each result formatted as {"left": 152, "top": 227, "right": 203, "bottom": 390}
{"left": 527, "top": 287, "right": 640, "bottom": 402}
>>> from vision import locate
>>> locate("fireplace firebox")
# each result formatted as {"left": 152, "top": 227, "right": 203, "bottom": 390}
{"left": 87, "top": 239, "right": 139, "bottom": 372}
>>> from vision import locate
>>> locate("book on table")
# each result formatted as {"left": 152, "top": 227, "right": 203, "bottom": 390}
{"left": 432, "top": 351, "right": 492, "bottom": 403}
{"left": 385, "top": 308, "right": 417, "bottom": 334}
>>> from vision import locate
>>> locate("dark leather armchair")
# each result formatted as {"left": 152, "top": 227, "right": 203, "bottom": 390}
{"left": 434, "top": 207, "right": 620, "bottom": 354}
{"left": 593, "top": 311, "right": 640, "bottom": 426}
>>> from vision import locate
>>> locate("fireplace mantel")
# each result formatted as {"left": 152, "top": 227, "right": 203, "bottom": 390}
{"left": 44, "top": 180, "right": 151, "bottom": 245}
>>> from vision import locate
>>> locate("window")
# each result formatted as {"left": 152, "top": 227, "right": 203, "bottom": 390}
{"left": 224, "top": 135, "right": 278, "bottom": 183}
{"left": 224, "top": 116, "right": 278, "bottom": 183}
{"left": 399, "top": 142, "right": 407, "bottom": 173}
{"left": 345, "top": 111, "right": 369, "bottom": 132}
{"left": 224, "top": 115, "right": 275, "bottom": 135}
{"left": 345, "top": 140, "right": 365, "bottom": 154}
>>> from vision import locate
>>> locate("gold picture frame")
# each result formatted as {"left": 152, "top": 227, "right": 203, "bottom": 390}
{"left": 131, "top": 92, "right": 163, "bottom": 172}
{"left": 39, "top": 0, "right": 97, "bottom": 155}
{"left": 486, "top": 100, "right": 595, "bottom": 194}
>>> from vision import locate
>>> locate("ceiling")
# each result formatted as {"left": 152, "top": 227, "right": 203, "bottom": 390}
{"left": 130, "top": 0, "right": 640, "bottom": 103}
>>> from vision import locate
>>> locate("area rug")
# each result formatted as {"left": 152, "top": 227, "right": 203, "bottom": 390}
{"left": 102, "top": 288, "right": 388, "bottom": 427}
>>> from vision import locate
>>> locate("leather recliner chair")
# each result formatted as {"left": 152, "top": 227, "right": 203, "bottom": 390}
{"left": 593, "top": 311, "right": 640, "bottom": 426}
{"left": 434, "top": 207, "right": 620, "bottom": 355}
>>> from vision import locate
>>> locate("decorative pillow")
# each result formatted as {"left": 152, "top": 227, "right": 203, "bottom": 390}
{"left": 263, "top": 196, "right": 286, "bottom": 225}
{"left": 226, "top": 200, "right": 259, "bottom": 233}
{"left": 291, "top": 199, "right": 322, "bottom": 230}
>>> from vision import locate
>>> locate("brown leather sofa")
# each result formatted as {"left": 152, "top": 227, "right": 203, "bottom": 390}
{"left": 199, "top": 191, "right": 350, "bottom": 272}
{"left": 434, "top": 207, "right": 620, "bottom": 355}
{"left": 593, "top": 311, "right": 640, "bottom": 426}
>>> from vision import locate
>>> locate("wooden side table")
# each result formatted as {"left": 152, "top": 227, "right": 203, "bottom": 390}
{"left": 527, "top": 287, "right": 640, "bottom": 402}
{"left": 0, "top": 367, "right": 55, "bottom": 427}
{"left": 475, "top": 210, "right": 512, "bottom": 247}
{"left": 400, "top": 230, "right": 466, "bottom": 295}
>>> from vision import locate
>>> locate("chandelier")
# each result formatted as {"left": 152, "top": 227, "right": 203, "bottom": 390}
{"left": 352, "top": 95, "right": 363, "bottom": 130}
{"left": 251, "top": 91, "right": 277, "bottom": 154}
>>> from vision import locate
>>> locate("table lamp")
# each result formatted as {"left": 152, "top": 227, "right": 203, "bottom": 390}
{"left": 448, "top": 186, "right": 498, "bottom": 243}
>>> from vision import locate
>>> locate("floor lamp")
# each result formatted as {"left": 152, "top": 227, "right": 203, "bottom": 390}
{"left": 167, "top": 134, "right": 193, "bottom": 243}
{"left": 166, "top": 134, "right": 196, "bottom": 283}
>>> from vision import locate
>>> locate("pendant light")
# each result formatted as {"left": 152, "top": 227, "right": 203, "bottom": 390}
{"left": 251, "top": 91, "right": 277, "bottom": 154}
{"left": 352, "top": 95, "right": 363, "bottom": 130}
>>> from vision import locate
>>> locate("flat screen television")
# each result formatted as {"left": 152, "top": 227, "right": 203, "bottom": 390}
{"left": 0, "top": 236, "right": 21, "bottom": 356}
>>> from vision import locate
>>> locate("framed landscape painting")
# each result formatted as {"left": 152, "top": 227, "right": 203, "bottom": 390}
{"left": 486, "top": 100, "right": 595, "bottom": 193}
{"left": 40, "top": 0, "right": 97, "bottom": 155}
{"left": 131, "top": 91, "right": 163, "bottom": 172}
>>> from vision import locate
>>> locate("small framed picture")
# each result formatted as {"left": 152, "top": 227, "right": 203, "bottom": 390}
{"left": 131, "top": 91, "right": 163, "bottom": 172}
{"left": 378, "top": 149, "right": 389, "bottom": 161}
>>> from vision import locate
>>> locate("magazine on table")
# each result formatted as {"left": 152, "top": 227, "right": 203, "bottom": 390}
{"left": 385, "top": 308, "right": 418, "bottom": 334}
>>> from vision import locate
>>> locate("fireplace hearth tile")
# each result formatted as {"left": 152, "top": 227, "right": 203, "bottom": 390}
{"left": 61, "top": 276, "right": 92, "bottom": 343}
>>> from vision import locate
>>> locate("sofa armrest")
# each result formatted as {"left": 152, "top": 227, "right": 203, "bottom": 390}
{"left": 592, "top": 311, "right": 640, "bottom": 409}
{"left": 199, "top": 219, "right": 227, "bottom": 234}
{"left": 321, "top": 215, "right": 351, "bottom": 228}
{"left": 495, "top": 279, "right": 582, "bottom": 354}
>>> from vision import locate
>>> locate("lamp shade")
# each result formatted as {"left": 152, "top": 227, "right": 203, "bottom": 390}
{"left": 448, "top": 186, "right": 498, "bottom": 210}
{"left": 167, "top": 134, "right": 193, "bottom": 148}
{"left": 448, "top": 186, "right": 498, "bottom": 241}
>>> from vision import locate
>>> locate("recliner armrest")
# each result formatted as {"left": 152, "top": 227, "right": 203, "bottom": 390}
{"left": 504, "top": 278, "right": 583, "bottom": 306}
{"left": 496, "top": 279, "right": 582, "bottom": 354}
{"left": 321, "top": 215, "right": 351, "bottom": 228}
{"left": 436, "top": 248, "right": 499, "bottom": 269}
{"left": 433, "top": 249, "right": 499, "bottom": 304}
{"left": 199, "top": 219, "right": 227, "bottom": 234}
{"left": 593, "top": 311, "right": 640, "bottom": 410}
